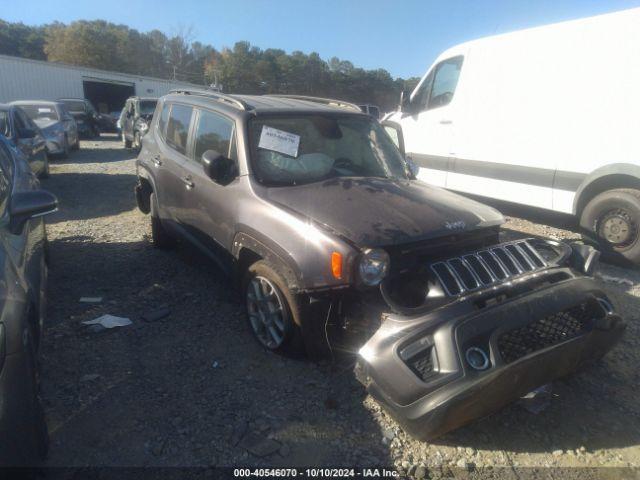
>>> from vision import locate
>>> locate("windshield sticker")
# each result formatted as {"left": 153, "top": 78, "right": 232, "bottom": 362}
{"left": 38, "top": 108, "right": 53, "bottom": 113}
{"left": 258, "top": 126, "right": 300, "bottom": 157}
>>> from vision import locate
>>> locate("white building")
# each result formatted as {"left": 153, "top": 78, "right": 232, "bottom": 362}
{"left": 0, "top": 54, "right": 200, "bottom": 113}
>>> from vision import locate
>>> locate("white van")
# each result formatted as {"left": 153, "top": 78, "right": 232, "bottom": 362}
{"left": 385, "top": 7, "right": 640, "bottom": 263}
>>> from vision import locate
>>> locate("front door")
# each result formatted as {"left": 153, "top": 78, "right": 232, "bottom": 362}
{"left": 400, "top": 56, "right": 464, "bottom": 188}
{"left": 180, "top": 107, "right": 238, "bottom": 250}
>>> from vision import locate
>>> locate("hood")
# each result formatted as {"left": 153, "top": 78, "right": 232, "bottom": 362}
{"left": 266, "top": 177, "right": 504, "bottom": 247}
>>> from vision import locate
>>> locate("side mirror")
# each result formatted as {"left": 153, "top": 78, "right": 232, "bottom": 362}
{"left": 406, "top": 157, "right": 420, "bottom": 179}
{"left": 400, "top": 90, "right": 411, "bottom": 113}
{"left": 202, "top": 150, "right": 231, "bottom": 183}
{"left": 9, "top": 190, "right": 58, "bottom": 235}
{"left": 17, "top": 128, "right": 37, "bottom": 139}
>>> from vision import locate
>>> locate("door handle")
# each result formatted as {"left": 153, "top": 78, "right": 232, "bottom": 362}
{"left": 151, "top": 155, "right": 162, "bottom": 167}
{"left": 439, "top": 119, "right": 453, "bottom": 125}
{"left": 182, "top": 176, "right": 194, "bottom": 189}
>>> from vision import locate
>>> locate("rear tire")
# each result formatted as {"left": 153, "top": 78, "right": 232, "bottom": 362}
{"left": 149, "top": 192, "right": 175, "bottom": 249}
{"left": 123, "top": 132, "right": 132, "bottom": 149}
{"left": 580, "top": 188, "right": 640, "bottom": 265}
{"left": 39, "top": 153, "right": 50, "bottom": 179}
{"left": 60, "top": 135, "right": 69, "bottom": 159}
{"left": 242, "top": 261, "right": 304, "bottom": 356}
{"left": 71, "top": 135, "right": 80, "bottom": 151}
{"left": 134, "top": 131, "right": 142, "bottom": 153}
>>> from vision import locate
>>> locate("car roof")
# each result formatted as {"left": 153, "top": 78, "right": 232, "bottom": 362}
{"left": 11, "top": 100, "right": 61, "bottom": 107}
{"left": 162, "top": 90, "right": 365, "bottom": 118}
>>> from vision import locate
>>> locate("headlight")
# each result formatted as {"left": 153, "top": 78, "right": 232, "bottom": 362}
{"left": 357, "top": 248, "right": 390, "bottom": 286}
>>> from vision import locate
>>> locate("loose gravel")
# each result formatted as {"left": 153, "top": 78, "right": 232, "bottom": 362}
{"left": 39, "top": 135, "right": 639, "bottom": 477}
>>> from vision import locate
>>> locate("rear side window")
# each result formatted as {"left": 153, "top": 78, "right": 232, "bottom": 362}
{"left": 165, "top": 104, "right": 193, "bottom": 154}
{"left": 157, "top": 102, "right": 169, "bottom": 138}
{"left": 193, "top": 110, "right": 234, "bottom": 163}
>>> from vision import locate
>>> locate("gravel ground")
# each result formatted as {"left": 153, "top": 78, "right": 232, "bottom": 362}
{"left": 39, "top": 135, "right": 639, "bottom": 477}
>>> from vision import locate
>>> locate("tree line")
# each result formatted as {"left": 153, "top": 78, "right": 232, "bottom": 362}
{"left": 0, "top": 19, "right": 420, "bottom": 111}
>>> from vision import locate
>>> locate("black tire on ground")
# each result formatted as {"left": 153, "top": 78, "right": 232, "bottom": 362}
{"left": 39, "top": 153, "right": 50, "bottom": 179}
{"left": 71, "top": 135, "right": 80, "bottom": 151}
{"left": 92, "top": 126, "right": 100, "bottom": 139}
{"left": 134, "top": 131, "right": 142, "bottom": 153}
{"left": 149, "top": 192, "right": 175, "bottom": 249}
{"left": 60, "top": 135, "right": 69, "bottom": 159}
{"left": 123, "top": 132, "right": 132, "bottom": 149}
{"left": 580, "top": 188, "right": 640, "bottom": 265}
{"left": 242, "top": 260, "right": 305, "bottom": 356}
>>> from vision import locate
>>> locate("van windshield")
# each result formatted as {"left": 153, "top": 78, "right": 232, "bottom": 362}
{"left": 249, "top": 115, "right": 409, "bottom": 186}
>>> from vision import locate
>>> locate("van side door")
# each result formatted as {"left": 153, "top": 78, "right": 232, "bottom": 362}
{"left": 399, "top": 56, "right": 464, "bottom": 188}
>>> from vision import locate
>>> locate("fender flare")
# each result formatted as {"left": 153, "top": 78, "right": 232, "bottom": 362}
{"left": 232, "top": 230, "right": 303, "bottom": 291}
{"left": 573, "top": 163, "right": 640, "bottom": 214}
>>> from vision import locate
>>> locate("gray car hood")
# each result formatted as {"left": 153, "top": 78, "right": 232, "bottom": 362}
{"left": 266, "top": 177, "right": 505, "bottom": 247}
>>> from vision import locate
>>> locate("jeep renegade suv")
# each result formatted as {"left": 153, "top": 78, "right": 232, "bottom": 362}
{"left": 121, "top": 97, "right": 158, "bottom": 151}
{"left": 135, "top": 89, "right": 625, "bottom": 440}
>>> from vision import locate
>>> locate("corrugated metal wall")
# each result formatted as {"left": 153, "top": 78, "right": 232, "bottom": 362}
{"left": 0, "top": 54, "right": 200, "bottom": 103}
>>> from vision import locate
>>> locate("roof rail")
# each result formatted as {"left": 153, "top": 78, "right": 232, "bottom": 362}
{"left": 169, "top": 88, "right": 250, "bottom": 111}
{"left": 267, "top": 94, "right": 361, "bottom": 112}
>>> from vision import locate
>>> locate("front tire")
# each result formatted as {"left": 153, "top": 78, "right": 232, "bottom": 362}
{"left": 60, "top": 135, "right": 69, "bottom": 159}
{"left": 149, "top": 192, "right": 175, "bottom": 249}
{"left": 39, "top": 153, "right": 50, "bottom": 179}
{"left": 243, "top": 261, "right": 304, "bottom": 355}
{"left": 134, "top": 131, "right": 142, "bottom": 153}
{"left": 580, "top": 188, "right": 640, "bottom": 265}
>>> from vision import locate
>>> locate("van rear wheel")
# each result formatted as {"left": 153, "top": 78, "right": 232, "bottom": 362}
{"left": 580, "top": 188, "right": 640, "bottom": 265}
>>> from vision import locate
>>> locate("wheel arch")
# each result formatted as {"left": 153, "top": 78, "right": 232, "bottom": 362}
{"left": 232, "top": 231, "right": 303, "bottom": 292}
{"left": 135, "top": 171, "right": 156, "bottom": 214}
{"left": 573, "top": 164, "right": 640, "bottom": 215}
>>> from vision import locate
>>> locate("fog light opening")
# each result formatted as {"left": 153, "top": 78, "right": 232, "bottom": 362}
{"left": 465, "top": 346, "right": 490, "bottom": 371}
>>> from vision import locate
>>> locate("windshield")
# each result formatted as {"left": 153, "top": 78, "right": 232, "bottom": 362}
{"left": 249, "top": 115, "right": 409, "bottom": 186}
{"left": 139, "top": 100, "right": 157, "bottom": 116}
{"left": 18, "top": 104, "right": 60, "bottom": 122}
{"left": 61, "top": 100, "right": 86, "bottom": 113}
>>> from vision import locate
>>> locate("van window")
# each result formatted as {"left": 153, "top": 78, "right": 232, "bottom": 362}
{"left": 193, "top": 109, "right": 234, "bottom": 163}
{"left": 427, "top": 56, "right": 463, "bottom": 109}
{"left": 166, "top": 104, "right": 193, "bottom": 154}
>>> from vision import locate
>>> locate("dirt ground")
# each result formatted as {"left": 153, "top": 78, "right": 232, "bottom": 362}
{"left": 38, "top": 135, "right": 639, "bottom": 477}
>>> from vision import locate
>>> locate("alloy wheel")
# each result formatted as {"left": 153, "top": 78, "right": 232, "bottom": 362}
{"left": 246, "top": 276, "right": 287, "bottom": 349}
{"left": 598, "top": 208, "right": 636, "bottom": 248}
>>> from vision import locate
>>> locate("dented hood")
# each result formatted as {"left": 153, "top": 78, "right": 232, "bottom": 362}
{"left": 266, "top": 177, "right": 505, "bottom": 247}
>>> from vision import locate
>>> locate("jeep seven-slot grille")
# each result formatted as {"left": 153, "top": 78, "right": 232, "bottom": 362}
{"left": 497, "top": 303, "right": 595, "bottom": 364}
{"left": 430, "top": 240, "right": 547, "bottom": 296}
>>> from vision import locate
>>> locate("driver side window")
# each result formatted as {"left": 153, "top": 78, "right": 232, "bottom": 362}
{"left": 412, "top": 56, "right": 464, "bottom": 112}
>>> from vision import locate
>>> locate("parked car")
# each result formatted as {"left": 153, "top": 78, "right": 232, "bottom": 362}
{"left": 57, "top": 98, "right": 100, "bottom": 138}
{"left": 385, "top": 7, "right": 640, "bottom": 264}
{"left": 11, "top": 101, "right": 79, "bottom": 158}
{"left": 135, "top": 89, "right": 625, "bottom": 440}
{"left": 0, "top": 104, "right": 49, "bottom": 178}
{"left": 0, "top": 134, "right": 57, "bottom": 465}
{"left": 121, "top": 97, "right": 157, "bottom": 151}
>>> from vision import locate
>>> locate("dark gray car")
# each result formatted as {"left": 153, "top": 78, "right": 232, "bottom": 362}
{"left": 0, "top": 134, "right": 58, "bottom": 465}
{"left": 121, "top": 97, "right": 157, "bottom": 152}
{"left": 11, "top": 101, "right": 80, "bottom": 158}
{"left": 135, "top": 89, "right": 625, "bottom": 440}
{"left": 0, "top": 105, "right": 49, "bottom": 178}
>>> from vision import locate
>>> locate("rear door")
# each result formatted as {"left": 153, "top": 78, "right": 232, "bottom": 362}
{"left": 400, "top": 56, "right": 464, "bottom": 188}
{"left": 154, "top": 102, "right": 194, "bottom": 224}
{"left": 180, "top": 107, "right": 237, "bottom": 250}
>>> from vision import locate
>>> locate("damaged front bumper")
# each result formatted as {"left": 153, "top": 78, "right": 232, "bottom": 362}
{"left": 355, "top": 269, "right": 625, "bottom": 440}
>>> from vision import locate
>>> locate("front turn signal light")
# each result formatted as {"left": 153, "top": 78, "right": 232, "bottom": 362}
{"left": 331, "top": 252, "right": 343, "bottom": 280}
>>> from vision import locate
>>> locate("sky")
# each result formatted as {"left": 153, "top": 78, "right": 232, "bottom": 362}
{"left": 3, "top": 0, "right": 640, "bottom": 78}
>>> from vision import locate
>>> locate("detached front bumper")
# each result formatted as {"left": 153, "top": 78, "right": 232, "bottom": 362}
{"left": 356, "top": 271, "right": 625, "bottom": 440}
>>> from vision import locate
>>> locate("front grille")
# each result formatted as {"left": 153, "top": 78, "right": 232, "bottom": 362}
{"left": 497, "top": 303, "right": 596, "bottom": 364}
{"left": 430, "top": 239, "right": 548, "bottom": 296}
